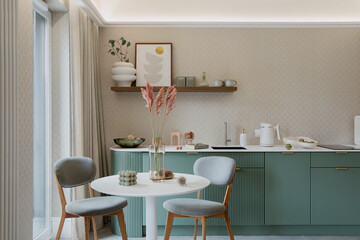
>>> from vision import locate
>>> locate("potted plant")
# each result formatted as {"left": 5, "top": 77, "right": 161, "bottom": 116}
{"left": 106, "top": 37, "right": 136, "bottom": 87}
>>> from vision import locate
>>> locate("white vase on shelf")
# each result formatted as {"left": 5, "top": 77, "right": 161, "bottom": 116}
{"left": 112, "top": 62, "right": 136, "bottom": 87}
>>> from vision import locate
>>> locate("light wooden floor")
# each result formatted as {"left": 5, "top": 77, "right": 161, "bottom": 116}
{"left": 94, "top": 225, "right": 360, "bottom": 240}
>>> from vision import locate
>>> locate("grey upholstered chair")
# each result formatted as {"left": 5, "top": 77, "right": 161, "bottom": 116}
{"left": 163, "top": 156, "right": 236, "bottom": 240}
{"left": 54, "top": 157, "right": 128, "bottom": 240}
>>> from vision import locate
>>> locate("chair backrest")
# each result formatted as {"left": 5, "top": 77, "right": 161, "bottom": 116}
{"left": 54, "top": 157, "right": 96, "bottom": 188}
{"left": 193, "top": 156, "right": 235, "bottom": 186}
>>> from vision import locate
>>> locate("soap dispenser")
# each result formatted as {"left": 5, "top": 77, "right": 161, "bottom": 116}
{"left": 240, "top": 128, "right": 247, "bottom": 147}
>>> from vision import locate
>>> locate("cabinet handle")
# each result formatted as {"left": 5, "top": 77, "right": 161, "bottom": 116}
{"left": 235, "top": 167, "right": 241, "bottom": 171}
{"left": 186, "top": 152, "right": 198, "bottom": 154}
{"left": 336, "top": 167, "right": 349, "bottom": 170}
{"left": 282, "top": 152, "right": 294, "bottom": 154}
{"left": 336, "top": 152, "right": 348, "bottom": 154}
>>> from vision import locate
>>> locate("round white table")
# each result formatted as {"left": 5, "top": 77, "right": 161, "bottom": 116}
{"left": 91, "top": 173, "right": 210, "bottom": 240}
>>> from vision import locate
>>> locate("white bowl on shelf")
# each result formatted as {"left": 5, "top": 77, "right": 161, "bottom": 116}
{"left": 283, "top": 136, "right": 318, "bottom": 148}
{"left": 112, "top": 75, "right": 136, "bottom": 87}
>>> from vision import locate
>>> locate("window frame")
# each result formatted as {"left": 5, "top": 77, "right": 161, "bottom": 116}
{"left": 32, "top": 2, "right": 52, "bottom": 240}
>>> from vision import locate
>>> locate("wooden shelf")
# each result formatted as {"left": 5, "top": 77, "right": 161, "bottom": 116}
{"left": 111, "top": 86, "right": 237, "bottom": 92}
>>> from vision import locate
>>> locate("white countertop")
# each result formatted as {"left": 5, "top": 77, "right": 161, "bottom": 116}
{"left": 110, "top": 145, "right": 360, "bottom": 152}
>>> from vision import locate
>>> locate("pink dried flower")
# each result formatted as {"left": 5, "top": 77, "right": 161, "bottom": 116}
{"left": 155, "top": 87, "right": 165, "bottom": 115}
{"left": 166, "top": 88, "right": 177, "bottom": 115}
{"left": 141, "top": 82, "right": 154, "bottom": 112}
{"left": 165, "top": 85, "right": 176, "bottom": 103}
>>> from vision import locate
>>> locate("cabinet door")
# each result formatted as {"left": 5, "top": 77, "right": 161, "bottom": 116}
{"left": 111, "top": 151, "right": 143, "bottom": 237}
{"left": 143, "top": 152, "right": 203, "bottom": 226}
{"left": 205, "top": 168, "right": 265, "bottom": 226}
{"left": 311, "top": 168, "right": 360, "bottom": 225}
{"left": 265, "top": 153, "right": 310, "bottom": 225}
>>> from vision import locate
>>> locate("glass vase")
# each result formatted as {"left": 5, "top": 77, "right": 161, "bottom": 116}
{"left": 149, "top": 137, "right": 165, "bottom": 182}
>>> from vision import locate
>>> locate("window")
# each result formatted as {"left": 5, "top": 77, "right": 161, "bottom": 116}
{"left": 33, "top": 6, "right": 51, "bottom": 240}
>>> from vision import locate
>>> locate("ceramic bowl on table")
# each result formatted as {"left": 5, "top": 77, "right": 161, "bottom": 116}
{"left": 114, "top": 138, "right": 145, "bottom": 148}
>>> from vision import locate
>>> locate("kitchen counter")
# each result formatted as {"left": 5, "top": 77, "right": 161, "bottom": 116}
{"left": 110, "top": 144, "right": 360, "bottom": 152}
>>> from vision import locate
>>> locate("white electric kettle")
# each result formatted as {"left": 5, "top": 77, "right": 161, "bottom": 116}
{"left": 255, "top": 123, "right": 280, "bottom": 147}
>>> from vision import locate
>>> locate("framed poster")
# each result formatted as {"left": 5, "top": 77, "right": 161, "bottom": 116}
{"left": 135, "top": 43, "right": 172, "bottom": 86}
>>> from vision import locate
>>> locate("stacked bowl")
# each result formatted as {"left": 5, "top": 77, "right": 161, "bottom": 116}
{"left": 111, "top": 62, "right": 136, "bottom": 87}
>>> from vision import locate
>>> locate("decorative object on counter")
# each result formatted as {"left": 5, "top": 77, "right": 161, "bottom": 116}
{"left": 255, "top": 123, "right": 280, "bottom": 147}
{"left": 185, "top": 143, "right": 209, "bottom": 150}
{"left": 283, "top": 136, "right": 318, "bottom": 148}
{"left": 175, "top": 76, "right": 186, "bottom": 87}
{"left": 286, "top": 144, "right": 292, "bottom": 150}
{"left": 113, "top": 137, "right": 145, "bottom": 148}
{"left": 170, "top": 132, "right": 180, "bottom": 145}
{"left": 106, "top": 37, "right": 136, "bottom": 87}
{"left": 177, "top": 176, "right": 187, "bottom": 186}
{"left": 176, "top": 146, "right": 183, "bottom": 150}
{"left": 185, "top": 76, "right": 195, "bottom": 87}
{"left": 214, "top": 80, "right": 224, "bottom": 87}
{"left": 136, "top": 43, "right": 172, "bottom": 87}
{"left": 184, "top": 131, "right": 194, "bottom": 144}
{"left": 118, "top": 170, "right": 137, "bottom": 186}
{"left": 159, "top": 168, "right": 174, "bottom": 179}
{"left": 141, "top": 82, "right": 177, "bottom": 181}
{"left": 198, "top": 72, "right": 209, "bottom": 87}
{"left": 225, "top": 79, "right": 237, "bottom": 87}
{"left": 240, "top": 128, "right": 247, "bottom": 147}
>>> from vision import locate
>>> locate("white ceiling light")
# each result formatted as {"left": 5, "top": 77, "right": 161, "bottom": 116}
{"left": 79, "top": 0, "right": 360, "bottom": 27}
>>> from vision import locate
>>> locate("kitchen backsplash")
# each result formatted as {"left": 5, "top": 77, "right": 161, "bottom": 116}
{"left": 99, "top": 27, "right": 360, "bottom": 155}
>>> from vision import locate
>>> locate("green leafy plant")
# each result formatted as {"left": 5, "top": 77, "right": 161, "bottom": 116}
{"left": 106, "top": 37, "right": 131, "bottom": 62}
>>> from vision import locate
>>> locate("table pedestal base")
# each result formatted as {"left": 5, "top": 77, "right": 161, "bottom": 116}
{"left": 146, "top": 196, "right": 158, "bottom": 240}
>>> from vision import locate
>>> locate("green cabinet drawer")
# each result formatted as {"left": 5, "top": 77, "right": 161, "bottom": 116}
{"left": 205, "top": 168, "right": 265, "bottom": 226}
{"left": 204, "top": 152, "right": 264, "bottom": 168}
{"left": 311, "top": 168, "right": 360, "bottom": 225}
{"left": 311, "top": 152, "right": 360, "bottom": 168}
{"left": 111, "top": 151, "right": 143, "bottom": 237}
{"left": 143, "top": 152, "right": 204, "bottom": 226}
{"left": 265, "top": 152, "right": 310, "bottom": 225}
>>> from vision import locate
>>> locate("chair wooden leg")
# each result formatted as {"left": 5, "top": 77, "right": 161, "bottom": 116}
{"left": 164, "top": 211, "right": 174, "bottom": 240}
{"left": 201, "top": 217, "right": 206, "bottom": 240}
{"left": 55, "top": 213, "right": 66, "bottom": 240}
{"left": 117, "top": 210, "right": 128, "bottom": 240}
{"left": 84, "top": 217, "right": 90, "bottom": 240}
{"left": 92, "top": 217, "right": 98, "bottom": 240}
{"left": 193, "top": 218, "right": 198, "bottom": 240}
{"left": 224, "top": 213, "right": 234, "bottom": 240}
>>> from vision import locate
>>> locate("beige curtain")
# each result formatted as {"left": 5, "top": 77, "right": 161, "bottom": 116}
{"left": 0, "top": 0, "right": 18, "bottom": 239}
{"left": 69, "top": 0, "right": 109, "bottom": 238}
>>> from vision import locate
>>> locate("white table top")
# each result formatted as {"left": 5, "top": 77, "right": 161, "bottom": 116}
{"left": 91, "top": 173, "right": 210, "bottom": 197}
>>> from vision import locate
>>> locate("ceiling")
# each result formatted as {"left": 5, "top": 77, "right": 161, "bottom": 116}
{"left": 78, "top": 0, "right": 360, "bottom": 27}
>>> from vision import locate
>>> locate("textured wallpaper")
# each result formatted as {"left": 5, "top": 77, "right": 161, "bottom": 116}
{"left": 17, "top": 0, "right": 34, "bottom": 238}
{"left": 99, "top": 28, "right": 360, "bottom": 159}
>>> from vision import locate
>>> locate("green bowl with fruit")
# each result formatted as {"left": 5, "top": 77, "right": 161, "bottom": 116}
{"left": 114, "top": 136, "right": 145, "bottom": 148}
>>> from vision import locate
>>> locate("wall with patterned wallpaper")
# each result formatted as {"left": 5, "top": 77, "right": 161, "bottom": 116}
{"left": 17, "top": 0, "right": 34, "bottom": 238}
{"left": 99, "top": 28, "right": 360, "bottom": 158}
{"left": 51, "top": 12, "right": 71, "bottom": 218}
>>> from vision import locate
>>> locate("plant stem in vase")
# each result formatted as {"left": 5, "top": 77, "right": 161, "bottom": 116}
{"left": 149, "top": 137, "right": 165, "bottom": 182}
{"left": 141, "top": 82, "right": 177, "bottom": 182}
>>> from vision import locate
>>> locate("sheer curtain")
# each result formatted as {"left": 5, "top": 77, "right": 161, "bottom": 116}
{"left": 69, "top": 0, "right": 109, "bottom": 238}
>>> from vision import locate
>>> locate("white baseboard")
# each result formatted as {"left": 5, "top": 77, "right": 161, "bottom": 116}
{"left": 51, "top": 217, "right": 72, "bottom": 239}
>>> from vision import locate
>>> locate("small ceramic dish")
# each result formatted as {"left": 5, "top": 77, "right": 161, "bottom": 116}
{"left": 283, "top": 136, "right": 318, "bottom": 148}
{"left": 114, "top": 138, "right": 145, "bottom": 148}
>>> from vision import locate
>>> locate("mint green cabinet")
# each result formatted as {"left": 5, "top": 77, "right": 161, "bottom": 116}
{"left": 203, "top": 153, "right": 265, "bottom": 226}
{"left": 143, "top": 152, "right": 204, "bottom": 226}
{"left": 111, "top": 151, "right": 143, "bottom": 237}
{"left": 265, "top": 153, "right": 310, "bottom": 225}
{"left": 311, "top": 153, "right": 360, "bottom": 225}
